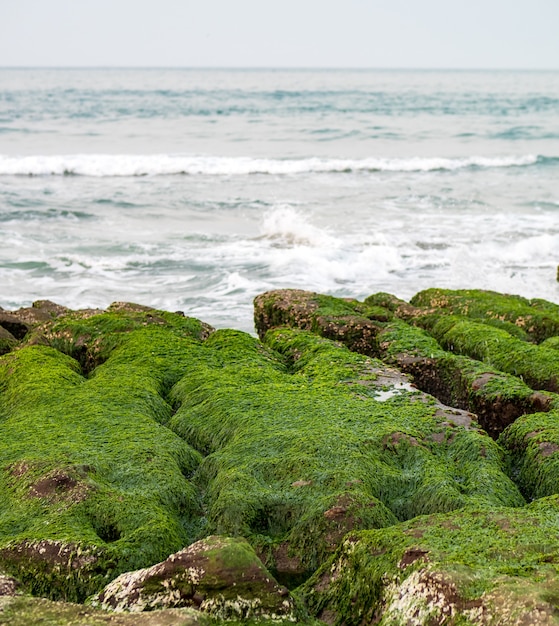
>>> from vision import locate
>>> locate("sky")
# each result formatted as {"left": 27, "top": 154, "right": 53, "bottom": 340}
{"left": 1, "top": 0, "right": 558, "bottom": 69}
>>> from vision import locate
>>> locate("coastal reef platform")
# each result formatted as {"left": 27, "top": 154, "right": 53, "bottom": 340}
{"left": 2, "top": 289, "right": 559, "bottom": 624}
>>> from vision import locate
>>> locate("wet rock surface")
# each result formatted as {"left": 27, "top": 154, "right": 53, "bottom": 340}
{"left": 1, "top": 290, "right": 559, "bottom": 624}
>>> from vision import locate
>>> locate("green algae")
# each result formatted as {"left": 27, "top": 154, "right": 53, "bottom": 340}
{"left": 255, "top": 290, "right": 556, "bottom": 438}
{"left": 0, "top": 311, "right": 209, "bottom": 601}
{"left": 499, "top": 409, "right": 559, "bottom": 501}
{"left": 542, "top": 336, "right": 559, "bottom": 351}
{"left": 254, "top": 290, "right": 383, "bottom": 355}
{"left": 427, "top": 315, "right": 559, "bottom": 393}
{"left": 169, "top": 327, "right": 523, "bottom": 581}
{"left": 91, "top": 535, "right": 302, "bottom": 623}
{"left": 30, "top": 303, "right": 212, "bottom": 372}
{"left": 300, "top": 496, "right": 559, "bottom": 626}
{"left": 0, "top": 595, "right": 212, "bottom": 626}
{"left": 410, "top": 288, "right": 559, "bottom": 343}
{"left": 376, "top": 317, "right": 558, "bottom": 434}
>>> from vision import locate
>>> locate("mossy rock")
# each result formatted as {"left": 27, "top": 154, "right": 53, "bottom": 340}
{"left": 301, "top": 496, "right": 559, "bottom": 625}
{"left": 542, "top": 336, "right": 559, "bottom": 351}
{"left": 376, "top": 317, "right": 557, "bottom": 438}
{"left": 410, "top": 288, "right": 559, "bottom": 343}
{"left": 427, "top": 315, "right": 559, "bottom": 393}
{"left": 254, "top": 289, "right": 384, "bottom": 354}
{"left": 91, "top": 536, "right": 298, "bottom": 622}
{"left": 0, "top": 327, "right": 16, "bottom": 355}
{"left": 0, "top": 308, "right": 211, "bottom": 601}
{"left": 169, "top": 327, "right": 523, "bottom": 583}
{"left": 254, "top": 289, "right": 556, "bottom": 438}
{"left": 499, "top": 409, "right": 559, "bottom": 501}
{"left": 26, "top": 301, "right": 213, "bottom": 372}
{"left": 0, "top": 595, "right": 211, "bottom": 625}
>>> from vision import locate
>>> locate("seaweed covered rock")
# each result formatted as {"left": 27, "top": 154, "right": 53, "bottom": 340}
{"left": 410, "top": 288, "right": 559, "bottom": 343}
{"left": 426, "top": 315, "right": 559, "bottom": 393}
{"left": 254, "top": 289, "right": 382, "bottom": 354}
{"left": 0, "top": 571, "right": 21, "bottom": 597}
{"left": 301, "top": 496, "right": 559, "bottom": 626}
{"left": 499, "top": 409, "right": 559, "bottom": 501}
{"left": 0, "top": 326, "right": 16, "bottom": 355}
{"left": 0, "top": 305, "right": 212, "bottom": 601}
{"left": 169, "top": 327, "right": 523, "bottom": 583}
{"left": 254, "top": 289, "right": 556, "bottom": 437}
{"left": 0, "top": 595, "right": 211, "bottom": 625}
{"left": 91, "top": 536, "right": 297, "bottom": 622}
{"left": 376, "top": 317, "right": 557, "bottom": 437}
{"left": 0, "top": 300, "right": 72, "bottom": 345}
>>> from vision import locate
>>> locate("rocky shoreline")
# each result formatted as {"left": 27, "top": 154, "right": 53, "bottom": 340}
{"left": 1, "top": 289, "right": 559, "bottom": 624}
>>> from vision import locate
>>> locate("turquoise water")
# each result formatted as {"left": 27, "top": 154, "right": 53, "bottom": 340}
{"left": 1, "top": 69, "right": 558, "bottom": 332}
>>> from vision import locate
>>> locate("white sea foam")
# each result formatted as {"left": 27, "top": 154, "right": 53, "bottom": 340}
{"left": 0, "top": 153, "right": 540, "bottom": 177}
{"left": 259, "top": 206, "right": 338, "bottom": 248}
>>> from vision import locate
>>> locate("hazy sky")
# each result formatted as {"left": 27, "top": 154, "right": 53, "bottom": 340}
{"left": 2, "top": 0, "right": 558, "bottom": 69}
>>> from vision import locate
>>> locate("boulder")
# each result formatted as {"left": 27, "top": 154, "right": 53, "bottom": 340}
{"left": 91, "top": 536, "right": 296, "bottom": 622}
{"left": 410, "top": 288, "right": 559, "bottom": 343}
{"left": 499, "top": 409, "right": 559, "bottom": 500}
{"left": 0, "top": 326, "right": 16, "bottom": 355}
{"left": 301, "top": 496, "right": 559, "bottom": 625}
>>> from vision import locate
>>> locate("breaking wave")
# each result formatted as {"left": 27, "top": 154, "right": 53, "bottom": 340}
{"left": 0, "top": 153, "right": 546, "bottom": 177}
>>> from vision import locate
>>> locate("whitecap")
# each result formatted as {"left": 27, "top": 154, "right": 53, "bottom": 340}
{"left": 0, "top": 153, "right": 541, "bottom": 177}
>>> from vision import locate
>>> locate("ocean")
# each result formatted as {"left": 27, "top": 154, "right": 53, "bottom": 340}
{"left": 1, "top": 68, "right": 558, "bottom": 333}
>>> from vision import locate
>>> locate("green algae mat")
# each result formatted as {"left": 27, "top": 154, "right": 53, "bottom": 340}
{"left": 1, "top": 291, "right": 559, "bottom": 625}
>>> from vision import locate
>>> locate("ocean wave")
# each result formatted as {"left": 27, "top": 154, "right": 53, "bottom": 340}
{"left": 0, "top": 153, "right": 547, "bottom": 177}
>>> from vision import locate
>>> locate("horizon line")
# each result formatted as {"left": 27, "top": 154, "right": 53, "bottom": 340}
{"left": 1, "top": 65, "right": 558, "bottom": 72}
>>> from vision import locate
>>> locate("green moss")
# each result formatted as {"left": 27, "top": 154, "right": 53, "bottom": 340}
{"left": 499, "top": 409, "right": 559, "bottom": 500}
{"left": 0, "top": 314, "right": 208, "bottom": 601}
{"left": 411, "top": 288, "right": 559, "bottom": 343}
{"left": 300, "top": 496, "right": 559, "bottom": 625}
{"left": 254, "top": 290, "right": 557, "bottom": 438}
{"left": 254, "top": 290, "right": 383, "bottom": 355}
{"left": 169, "top": 327, "right": 522, "bottom": 580}
{"left": 541, "top": 336, "right": 559, "bottom": 351}
{"left": 0, "top": 595, "right": 212, "bottom": 625}
{"left": 30, "top": 304, "right": 212, "bottom": 372}
{"left": 428, "top": 316, "right": 559, "bottom": 393}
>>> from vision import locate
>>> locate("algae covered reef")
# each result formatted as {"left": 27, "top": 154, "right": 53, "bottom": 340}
{"left": 2, "top": 290, "right": 559, "bottom": 625}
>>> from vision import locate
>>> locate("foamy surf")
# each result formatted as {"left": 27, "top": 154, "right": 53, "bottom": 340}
{"left": 0, "top": 153, "right": 541, "bottom": 177}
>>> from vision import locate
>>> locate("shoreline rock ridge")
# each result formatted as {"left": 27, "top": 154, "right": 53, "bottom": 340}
{"left": 0, "top": 289, "right": 558, "bottom": 624}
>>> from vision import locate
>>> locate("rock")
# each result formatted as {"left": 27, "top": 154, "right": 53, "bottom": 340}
{"left": 91, "top": 536, "right": 296, "bottom": 622}
{"left": 0, "top": 572, "right": 21, "bottom": 596}
{"left": 499, "top": 409, "right": 559, "bottom": 500}
{"left": 0, "top": 541, "right": 105, "bottom": 602}
{"left": 0, "top": 307, "right": 212, "bottom": 601}
{"left": 427, "top": 314, "right": 559, "bottom": 393}
{"left": 254, "top": 289, "right": 559, "bottom": 437}
{"left": 169, "top": 326, "right": 523, "bottom": 580}
{"left": 254, "top": 289, "right": 380, "bottom": 355}
{"left": 376, "top": 316, "right": 558, "bottom": 437}
{"left": 0, "top": 300, "right": 72, "bottom": 341}
{"left": 0, "top": 326, "right": 17, "bottom": 355}
{"left": 0, "top": 595, "right": 210, "bottom": 625}
{"left": 301, "top": 496, "right": 559, "bottom": 625}
{"left": 410, "top": 288, "right": 559, "bottom": 343}
{"left": 0, "top": 311, "right": 30, "bottom": 341}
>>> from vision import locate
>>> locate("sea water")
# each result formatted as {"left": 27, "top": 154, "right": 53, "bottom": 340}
{"left": 1, "top": 68, "right": 558, "bottom": 333}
